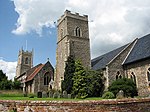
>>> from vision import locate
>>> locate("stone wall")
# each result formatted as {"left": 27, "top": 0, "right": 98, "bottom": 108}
{"left": 1, "top": 98, "right": 150, "bottom": 112}
{"left": 124, "top": 58, "right": 150, "bottom": 96}
{"left": 107, "top": 40, "right": 137, "bottom": 86}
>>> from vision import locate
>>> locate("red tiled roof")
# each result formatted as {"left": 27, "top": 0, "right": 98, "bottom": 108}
{"left": 26, "top": 64, "right": 45, "bottom": 82}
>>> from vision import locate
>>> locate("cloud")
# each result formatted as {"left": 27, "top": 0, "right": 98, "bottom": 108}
{"left": 12, "top": 0, "right": 150, "bottom": 58}
{"left": 12, "top": 0, "right": 67, "bottom": 36}
{"left": 66, "top": 0, "right": 150, "bottom": 58}
{"left": 0, "top": 59, "right": 17, "bottom": 80}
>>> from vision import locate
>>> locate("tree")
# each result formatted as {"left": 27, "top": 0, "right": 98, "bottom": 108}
{"left": 86, "top": 70, "right": 105, "bottom": 97}
{"left": 108, "top": 78, "right": 138, "bottom": 98}
{"left": 12, "top": 78, "right": 21, "bottom": 89}
{"left": 0, "top": 79, "right": 12, "bottom": 90}
{"left": 0, "top": 70, "right": 21, "bottom": 90}
{"left": 61, "top": 55, "right": 75, "bottom": 94}
{"left": 72, "top": 60, "right": 88, "bottom": 99}
{"left": 0, "top": 70, "right": 7, "bottom": 81}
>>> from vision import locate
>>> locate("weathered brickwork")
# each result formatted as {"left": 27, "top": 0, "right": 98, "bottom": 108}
{"left": 1, "top": 98, "right": 150, "bottom": 112}
{"left": 55, "top": 10, "right": 91, "bottom": 90}
{"left": 124, "top": 59, "right": 150, "bottom": 96}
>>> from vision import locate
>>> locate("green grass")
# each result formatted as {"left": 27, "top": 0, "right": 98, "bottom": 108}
{"left": 0, "top": 90, "right": 103, "bottom": 101}
{"left": 0, "top": 97, "right": 103, "bottom": 101}
{"left": 0, "top": 95, "right": 103, "bottom": 101}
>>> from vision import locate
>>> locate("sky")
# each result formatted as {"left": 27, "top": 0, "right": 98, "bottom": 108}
{"left": 1, "top": 0, "right": 150, "bottom": 80}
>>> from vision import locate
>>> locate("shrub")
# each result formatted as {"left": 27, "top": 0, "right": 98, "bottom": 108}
{"left": 102, "top": 91, "right": 115, "bottom": 99}
{"left": 108, "top": 78, "right": 138, "bottom": 98}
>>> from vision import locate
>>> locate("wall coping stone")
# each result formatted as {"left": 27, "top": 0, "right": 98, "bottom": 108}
{"left": 0, "top": 97, "right": 150, "bottom": 105}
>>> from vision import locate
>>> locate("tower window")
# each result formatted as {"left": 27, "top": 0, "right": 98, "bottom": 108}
{"left": 75, "top": 27, "right": 81, "bottom": 37}
{"left": 25, "top": 57, "right": 29, "bottom": 64}
{"left": 44, "top": 72, "right": 51, "bottom": 85}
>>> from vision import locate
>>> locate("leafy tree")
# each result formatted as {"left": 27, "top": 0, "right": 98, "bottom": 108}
{"left": 72, "top": 60, "right": 88, "bottom": 99}
{"left": 0, "top": 70, "right": 21, "bottom": 90}
{"left": 0, "top": 70, "right": 7, "bottom": 81}
{"left": 12, "top": 78, "right": 21, "bottom": 89}
{"left": 108, "top": 78, "right": 138, "bottom": 98}
{"left": 61, "top": 55, "right": 75, "bottom": 94}
{"left": 0, "top": 80, "right": 12, "bottom": 90}
{"left": 86, "top": 70, "right": 105, "bottom": 97}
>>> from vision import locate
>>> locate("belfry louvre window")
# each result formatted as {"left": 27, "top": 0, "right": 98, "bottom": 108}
{"left": 25, "top": 57, "right": 28, "bottom": 64}
{"left": 75, "top": 27, "right": 81, "bottom": 37}
{"left": 44, "top": 72, "right": 50, "bottom": 85}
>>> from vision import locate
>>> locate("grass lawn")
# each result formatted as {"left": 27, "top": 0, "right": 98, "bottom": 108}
{"left": 0, "top": 96, "right": 103, "bottom": 101}
{"left": 0, "top": 90, "right": 103, "bottom": 101}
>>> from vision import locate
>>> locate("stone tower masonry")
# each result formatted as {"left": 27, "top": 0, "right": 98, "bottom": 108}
{"left": 55, "top": 10, "right": 91, "bottom": 90}
{"left": 16, "top": 48, "right": 33, "bottom": 78}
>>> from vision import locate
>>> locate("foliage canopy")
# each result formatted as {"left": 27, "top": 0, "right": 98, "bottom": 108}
{"left": 108, "top": 78, "right": 138, "bottom": 97}
{"left": 71, "top": 60, "right": 105, "bottom": 99}
{"left": 0, "top": 70, "right": 21, "bottom": 90}
{"left": 61, "top": 55, "right": 75, "bottom": 94}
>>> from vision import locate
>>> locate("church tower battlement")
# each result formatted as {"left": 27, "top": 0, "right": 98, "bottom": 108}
{"left": 55, "top": 10, "right": 91, "bottom": 90}
{"left": 16, "top": 48, "right": 33, "bottom": 78}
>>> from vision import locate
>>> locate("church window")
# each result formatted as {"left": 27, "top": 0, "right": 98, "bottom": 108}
{"left": 75, "top": 27, "right": 81, "bottom": 37}
{"left": 116, "top": 75, "right": 118, "bottom": 80}
{"left": 44, "top": 72, "right": 51, "bottom": 85}
{"left": 25, "top": 57, "right": 28, "bottom": 64}
{"left": 116, "top": 71, "right": 122, "bottom": 80}
{"left": 131, "top": 72, "right": 136, "bottom": 84}
{"left": 119, "top": 75, "right": 122, "bottom": 79}
{"left": 147, "top": 68, "right": 150, "bottom": 81}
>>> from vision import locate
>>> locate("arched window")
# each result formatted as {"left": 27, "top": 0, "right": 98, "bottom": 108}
{"left": 147, "top": 68, "right": 150, "bottom": 81}
{"left": 44, "top": 72, "right": 51, "bottom": 85}
{"left": 116, "top": 71, "right": 122, "bottom": 80}
{"left": 116, "top": 75, "right": 118, "bottom": 80}
{"left": 131, "top": 72, "right": 136, "bottom": 84}
{"left": 25, "top": 57, "right": 28, "bottom": 64}
{"left": 75, "top": 27, "right": 81, "bottom": 37}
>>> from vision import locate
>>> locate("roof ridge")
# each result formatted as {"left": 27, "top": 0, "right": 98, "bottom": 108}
{"left": 26, "top": 64, "right": 44, "bottom": 82}
{"left": 106, "top": 43, "right": 130, "bottom": 65}
{"left": 122, "top": 38, "right": 138, "bottom": 65}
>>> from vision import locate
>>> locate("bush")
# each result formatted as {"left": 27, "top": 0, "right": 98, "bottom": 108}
{"left": 108, "top": 78, "right": 138, "bottom": 98}
{"left": 102, "top": 91, "right": 115, "bottom": 99}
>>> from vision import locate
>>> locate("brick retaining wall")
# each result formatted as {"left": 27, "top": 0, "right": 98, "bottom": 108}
{"left": 0, "top": 98, "right": 150, "bottom": 112}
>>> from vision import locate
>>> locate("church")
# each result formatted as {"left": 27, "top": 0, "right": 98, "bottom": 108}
{"left": 92, "top": 34, "right": 150, "bottom": 96}
{"left": 16, "top": 10, "right": 150, "bottom": 97}
{"left": 54, "top": 10, "right": 150, "bottom": 97}
{"left": 16, "top": 49, "right": 54, "bottom": 94}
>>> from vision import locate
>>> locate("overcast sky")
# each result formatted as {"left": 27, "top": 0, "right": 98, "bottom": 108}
{"left": 1, "top": 0, "right": 150, "bottom": 79}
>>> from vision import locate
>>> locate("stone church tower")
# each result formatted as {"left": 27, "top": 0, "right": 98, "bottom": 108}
{"left": 55, "top": 10, "right": 91, "bottom": 90}
{"left": 16, "top": 48, "right": 33, "bottom": 78}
